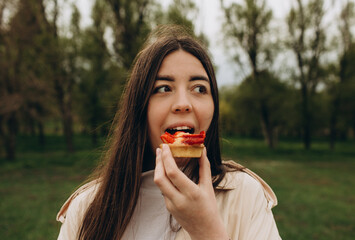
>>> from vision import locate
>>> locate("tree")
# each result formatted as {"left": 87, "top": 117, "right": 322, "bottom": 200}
{"left": 43, "top": 0, "right": 76, "bottom": 152}
{"left": 164, "top": 0, "right": 196, "bottom": 32}
{"left": 328, "top": 0, "right": 355, "bottom": 149}
{"left": 76, "top": 0, "right": 113, "bottom": 146}
{"left": 105, "top": 0, "right": 153, "bottom": 70}
{"left": 0, "top": 0, "right": 17, "bottom": 160}
{"left": 162, "top": 0, "right": 209, "bottom": 46}
{"left": 220, "top": 84, "right": 261, "bottom": 137}
{"left": 105, "top": 0, "right": 203, "bottom": 70}
{"left": 220, "top": 0, "right": 278, "bottom": 148}
{"left": 286, "top": 0, "right": 326, "bottom": 150}
{"left": 220, "top": 71, "right": 292, "bottom": 143}
{"left": 0, "top": 0, "right": 52, "bottom": 160}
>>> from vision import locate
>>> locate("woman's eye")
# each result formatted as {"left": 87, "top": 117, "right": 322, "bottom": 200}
{"left": 193, "top": 85, "right": 207, "bottom": 94}
{"left": 154, "top": 85, "right": 171, "bottom": 93}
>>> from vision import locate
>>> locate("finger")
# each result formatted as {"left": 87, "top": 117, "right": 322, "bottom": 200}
{"left": 155, "top": 147, "right": 163, "bottom": 173}
{"left": 154, "top": 147, "right": 182, "bottom": 199}
{"left": 198, "top": 147, "right": 212, "bottom": 187}
{"left": 161, "top": 144, "right": 198, "bottom": 193}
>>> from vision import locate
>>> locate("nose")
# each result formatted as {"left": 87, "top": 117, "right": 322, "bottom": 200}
{"left": 173, "top": 104, "right": 191, "bottom": 113}
{"left": 172, "top": 91, "right": 192, "bottom": 113}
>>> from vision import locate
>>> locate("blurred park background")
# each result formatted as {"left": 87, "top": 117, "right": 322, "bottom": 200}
{"left": 0, "top": 0, "right": 354, "bottom": 239}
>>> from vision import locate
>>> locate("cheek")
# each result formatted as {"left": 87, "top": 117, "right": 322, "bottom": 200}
{"left": 147, "top": 99, "right": 167, "bottom": 148}
{"left": 147, "top": 103, "right": 159, "bottom": 134}
{"left": 196, "top": 99, "right": 214, "bottom": 130}
{"left": 147, "top": 100, "right": 166, "bottom": 126}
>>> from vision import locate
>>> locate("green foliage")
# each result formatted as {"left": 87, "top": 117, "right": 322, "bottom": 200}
{"left": 165, "top": 0, "right": 196, "bottom": 33}
{"left": 74, "top": 0, "right": 118, "bottom": 143}
{"left": 220, "top": 71, "right": 298, "bottom": 141}
{"left": 220, "top": 0, "right": 281, "bottom": 148}
{"left": 326, "top": 43, "right": 355, "bottom": 136}
{"left": 0, "top": 0, "right": 56, "bottom": 159}
{"left": 155, "top": 0, "right": 209, "bottom": 46}
{"left": 285, "top": 0, "right": 328, "bottom": 149}
{"left": 105, "top": 0, "right": 155, "bottom": 69}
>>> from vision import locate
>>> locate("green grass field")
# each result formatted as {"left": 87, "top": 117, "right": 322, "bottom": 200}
{"left": 0, "top": 135, "right": 354, "bottom": 239}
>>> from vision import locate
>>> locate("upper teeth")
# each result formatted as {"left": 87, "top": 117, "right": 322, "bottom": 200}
{"left": 174, "top": 126, "right": 191, "bottom": 130}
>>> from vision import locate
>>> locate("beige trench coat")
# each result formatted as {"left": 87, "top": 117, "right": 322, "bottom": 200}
{"left": 56, "top": 161, "right": 282, "bottom": 240}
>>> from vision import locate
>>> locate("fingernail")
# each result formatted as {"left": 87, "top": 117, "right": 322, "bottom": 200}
{"left": 156, "top": 147, "right": 161, "bottom": 155}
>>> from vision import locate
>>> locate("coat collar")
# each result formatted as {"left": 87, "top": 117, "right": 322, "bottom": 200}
{"left": 215, "top": 160, "right": 244, "bottom": 190}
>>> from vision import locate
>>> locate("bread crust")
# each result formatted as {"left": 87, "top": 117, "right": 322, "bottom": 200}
{"left": 160, "top": 144, "right": 204, "bottom": 158}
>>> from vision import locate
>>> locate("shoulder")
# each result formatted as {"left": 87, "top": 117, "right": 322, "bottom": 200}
{"left": 217, "top": 160, "right": 278, "bottom": 209}
{"left": 215, "top": 161, "right": 282, "bottom": 239}
{"left": 56, "top": 180, "right": 100, "bottom": 223}
{"left": 217, "top": 169, "right": 262, "bottom": 197}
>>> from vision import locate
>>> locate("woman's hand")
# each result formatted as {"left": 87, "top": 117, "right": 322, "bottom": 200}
{"left": 154, "top": 144, "right": 229, "bottom": 240}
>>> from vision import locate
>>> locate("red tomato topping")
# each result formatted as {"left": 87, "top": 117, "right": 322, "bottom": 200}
{"left": 182, "top": 137, "right": 205, "bottom": 145}
{"left": 160, "top": 132, "right": 175, "bottom": 143}
{"left": 160, "top": 131, "right": 206, "bottom": 145}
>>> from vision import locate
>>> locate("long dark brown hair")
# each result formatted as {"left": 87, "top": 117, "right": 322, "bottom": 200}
{"left": 78, "top": 25, "right": 227, "bottom": 240}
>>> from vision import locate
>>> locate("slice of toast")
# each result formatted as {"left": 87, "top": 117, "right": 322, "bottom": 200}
{"left": 160, "top": 144, "right": 204, "bottom": 158}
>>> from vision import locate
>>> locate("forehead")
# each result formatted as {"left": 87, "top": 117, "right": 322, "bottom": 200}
{"left": 157, "top": 50, "right": 208, "bottom": 77}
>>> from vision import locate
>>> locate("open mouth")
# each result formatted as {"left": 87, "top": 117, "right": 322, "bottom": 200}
{"left": 165, "top": 126, "right": 195, "bottom": 135}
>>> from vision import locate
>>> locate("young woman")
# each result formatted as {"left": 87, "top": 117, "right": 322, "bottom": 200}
{"left": 57, "top": 25, "right": 281, "bottom": 240}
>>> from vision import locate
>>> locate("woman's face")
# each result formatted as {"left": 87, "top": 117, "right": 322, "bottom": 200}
{"left": 147, "top": 50, "right": 214, "bottom": 157}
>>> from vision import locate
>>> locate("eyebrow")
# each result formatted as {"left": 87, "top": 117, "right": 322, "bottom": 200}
{"left": 156, "top": 75, "right": 209, "bottom": 82}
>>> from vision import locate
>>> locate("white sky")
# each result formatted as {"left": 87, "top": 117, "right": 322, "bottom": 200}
{"left": 72, "top": 0, "right": 346, "bottom": 86}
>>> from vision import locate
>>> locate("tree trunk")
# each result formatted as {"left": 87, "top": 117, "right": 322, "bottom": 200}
{"left": 329, "top": 112, "right": 337, "bottom": 150}
{"left": 5, "top": 113, "right": 17, "bottom": 161}
{"left": 91, "top": 109, "right": 99, "bottom": 146}
{"left": 301, "top": 83, "right": 311, "bottom": 150}
{"left": 62, "top": 101, "right": 74, "bottom": 153}
{"left": 260, "top": 101, "right": 274, "bottom": 149}
{"left": 38, "top": 121, "right": 45, "bottom": 146}
{"left": 0, "top": 116, "right": 4, "bottom": 158}
{"left": 29, "top": 116, "right": 36, "bottom": 136}
{"left": 329, "top": 90, "right": 340, "bottom": 150}
{"left": 91, "top": 125, "right": 98, "bottom": 147}
{"left": 330, "top": 51, "right": 348, "bottom": 149}
{"left": 254, "top": 71, "right": 274, "bottom": 149}
{"left": 55, "top": 76, "right": 74, "bottom": 153}
{"left": 46, "top": 0, "right": 74, "bottom": 153}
